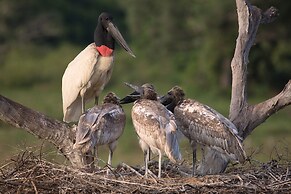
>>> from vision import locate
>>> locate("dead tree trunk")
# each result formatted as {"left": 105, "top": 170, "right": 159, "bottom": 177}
{"left": 198, "top": 0, "right": 291, "bottom": 175}
{"left": 0, "top": 95, "right": 85, "bottom": 168}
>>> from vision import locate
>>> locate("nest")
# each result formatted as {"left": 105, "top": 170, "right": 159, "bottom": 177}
{"left": 0, "top": 151, "right": 290, "bottom": 193}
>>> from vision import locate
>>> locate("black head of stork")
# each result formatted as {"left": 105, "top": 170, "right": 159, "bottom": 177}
{"left": 94, "top": 12, "right": 135, "bottom": 58}
{"left": 159, "top": 86, "right": 185, "bottom": 112}
{"left": 103, "top": 91, "right": 120, "bottom": 105}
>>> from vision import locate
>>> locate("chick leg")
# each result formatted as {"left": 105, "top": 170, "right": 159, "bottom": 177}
{"left": 191, "top": 141, "right": 197, "bottom": 176}
{"left": 158, "top": 150, "right": 162, "bottom": 178}
{"left": 144, "top": 147, "right": 150, "bottom": 178}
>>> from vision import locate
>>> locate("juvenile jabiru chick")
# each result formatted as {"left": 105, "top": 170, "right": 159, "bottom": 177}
{"left": 160, "top": 86, "right": 246, "bottom": 176}
{"left": 73, "top": 92, "right": 126, "bottom": 173}
{"left": 121, "top": 83, "right": 182, "bottom": 178}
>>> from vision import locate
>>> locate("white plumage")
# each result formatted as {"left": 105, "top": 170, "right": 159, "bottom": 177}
{"left": 62, "top": 12, "right": 135, "bottom": 123}
{"left": 62, "top": 43, "right": 114, "bottom": 122}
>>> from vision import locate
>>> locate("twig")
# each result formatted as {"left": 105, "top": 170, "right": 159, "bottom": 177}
{"left": 267, "top": 180, "right": 291, "bottom": 188}
{"left": 147, "top": 169, "right": 158, "bottom": 183}
{"left": 268, "top": 171, "right": 279, "bottom": 182}
{"left": 30, "top": 180, "right": 38, "bottom": 194}
{"left": 97, "top": 176, "right": 159, "bottom": 189}
{"left": 120, "top": 162, "right": 143, "bottom": 177}
{"left": 285, "top": 167, "right": 289, "bottom": 181}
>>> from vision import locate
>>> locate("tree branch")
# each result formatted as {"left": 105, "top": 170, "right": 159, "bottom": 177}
{"left": 244, "top": 80, "right": 291, "bottom": 138}
{"left": 198, "top": 0, "right": 287, "bottom": 175}
{"left": 229, "top": 0, "right": 283, "bottom": 138}
{"left": 0, "top": 95, "right": 84, "bottom": 167}
{"left": 229, "top": 0, "right": 262, "bottom": 122}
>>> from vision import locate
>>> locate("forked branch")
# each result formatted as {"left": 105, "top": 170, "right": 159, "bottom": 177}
{"left": 229, "top": 0, "right": 285, "bottom": 139}
{"left": 199, "top": 0, "right": 289, "bottom": 175}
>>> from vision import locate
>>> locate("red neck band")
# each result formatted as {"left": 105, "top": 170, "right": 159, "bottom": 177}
{"left": 96, "top": 45, "right": 113, "bottom": 57}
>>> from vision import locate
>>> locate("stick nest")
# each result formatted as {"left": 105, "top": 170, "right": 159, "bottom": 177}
{"left": 0, "top": 151, "right": 290, "bottom": 193}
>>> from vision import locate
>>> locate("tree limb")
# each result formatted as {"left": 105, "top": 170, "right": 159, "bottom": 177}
{"left": 199, "top": 0, "right": 288, "bottom": 175}
{"left": 245, "top": 80, "right": 291, "bottom": 138}
{"left": 229, "top": 0, "right": 262, "bottom": 122}
{"left": 229, "top": 0, "right": 284, "bottom": 138}
{"left": 0, "top": 94, "right": 84, "bottom": 168}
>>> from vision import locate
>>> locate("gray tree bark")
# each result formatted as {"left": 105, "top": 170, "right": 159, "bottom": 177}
{"left": 198, "top": 0, "right": 291, "bottom": 175}
{"left": 0, "top": 95, "right": 85, "bottom": 168}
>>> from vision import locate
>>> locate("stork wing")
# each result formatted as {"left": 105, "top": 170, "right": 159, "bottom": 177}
{"left": 74, "top": 106, "right": 102, "bottom": 147}
{"left": 93, "top": 104, "right": 126, "bottom": 145}
{"left": 175, "top": 99, "right": 246, "bottom": 163}
{"left": 62, "top": 43, "right": 99, "bottom": 122}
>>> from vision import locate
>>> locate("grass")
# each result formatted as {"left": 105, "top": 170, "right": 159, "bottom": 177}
{"left": 0, "top": 42, "right": 290, "bottom": 167}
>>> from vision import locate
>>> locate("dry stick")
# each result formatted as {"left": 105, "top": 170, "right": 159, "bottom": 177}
{"left": 78, "top": 176, "right": 110, "bottom": 191}
{"left": 30, "top": 180, "right": 38, "bottom": 194}
{"left": 268, "top": 171, "right": 279, "bottom": 182}
{"left": 96, "top": 176, "right": 159, "bottom": 189}
{"left": 268, "top": 180, "right": 291, "bottom": 188}
{"left": 285, "top": 167, "right": 290, "bottom": 181}
{"left": 120, "top": 163, "right": 143, "bottom": 177}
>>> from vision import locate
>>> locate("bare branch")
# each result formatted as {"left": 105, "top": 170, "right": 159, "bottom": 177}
{"left": 0, "top": 95, "right": 84, "bottom": 167}
{"left": 199, "top": 0, "right": 290, "bottom": 175}
{"left": 229, "top": 0, "right": 262, "bottom": 121}
{"left": 243, "top": 80, "right": 291, "bottom": 138}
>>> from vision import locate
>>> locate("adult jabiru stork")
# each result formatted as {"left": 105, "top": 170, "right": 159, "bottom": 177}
{"left": 62, "top": 12, "right": 135, "bottom": 122}
{"left": 160, "top": 86, "right": 246, "bottom": 176}
{"left": 121, "top": 83, "right": 181, "bottom": 178}
{"left": 73, "top": 92, "right": 126, "bottom": 173}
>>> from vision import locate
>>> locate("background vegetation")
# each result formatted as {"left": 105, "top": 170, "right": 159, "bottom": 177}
{"left": 0, "top": 0, "right": 290, "bottom": 166}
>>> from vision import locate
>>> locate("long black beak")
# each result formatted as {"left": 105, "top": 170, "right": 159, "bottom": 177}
{"left": 107, "top": 22, "right": 136, "bottom": 58}
{"left": 159, "top": 94, "right": 176, "bottom": 113}
{"left": 119, "top": 92, "right": 140, "bottom": 104}
{"left": 159, "top": 94, "right": 172, "bottom": 106}
{"left": 119, "top": 82, "right": 142, "bottom": 104}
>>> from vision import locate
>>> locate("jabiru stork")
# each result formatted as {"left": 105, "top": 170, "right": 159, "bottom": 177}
{"left": 160, "top": 86, "right": 246, "bottom": 175}
{"left": 121, "top": 83, "right": 181, "bottom": 178}
{"left": 73, "top": 92, "right": 126, "bottom": 173}
{"left": 62, "top": 12, "right": 135, "bottom": 122}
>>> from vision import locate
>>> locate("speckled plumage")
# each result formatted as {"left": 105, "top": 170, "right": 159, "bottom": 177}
{"left": 161, "top": 86, "right": 246, "bottom": 175}
{"left": 175, "top": 99, "right": 245, "bottom": 163}
{"left": 132, "top": 100, "right": 181, "bottom": 163}
{"left": 130, "top": 84, "right": 181, "bottom": 178}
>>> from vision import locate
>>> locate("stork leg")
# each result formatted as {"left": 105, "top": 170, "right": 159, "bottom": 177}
{"left": 144, "top": 147, "right": 150, "bottom": 178}
{"left": 94, "top": 145, "right": 98, "bottom": 167}
{"left": 191, "top": 141, "right": 197, "bottom": 176}
{"left": 148, "top": 148, "right": 151, "bottom": 162}
{"left": 107, "top": 142, "right": 117, "bottom": 175}
{"left": 107, "top": 149, "right": 113, "bottom": 175}
{"left": 158, "top": 149, "right": 162, "bottom": 178}
{"left": 95, "top": 96, "right": 99, "bottom": 105}
{"left": 81, "top": 96, "right": 85, "bottom": 113}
